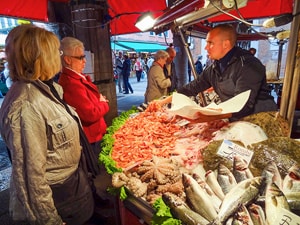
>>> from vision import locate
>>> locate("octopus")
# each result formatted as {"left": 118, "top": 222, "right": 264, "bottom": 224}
{"left": 112, "top": 172, "right": 148, "bottom": 198}
{"left": 136, "top": 156, "right": 181, "bottom": 185}
{"left": 112, "top": 156, "right": 185, "bottom": 205}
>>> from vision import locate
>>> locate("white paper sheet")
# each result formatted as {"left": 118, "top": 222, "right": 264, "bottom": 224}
{"left": 169, "top": 90, "right": 251, "bottom": 119}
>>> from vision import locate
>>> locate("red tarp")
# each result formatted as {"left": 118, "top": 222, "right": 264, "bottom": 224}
{"left": 0, "top": 0, "right": 294, "bottom": 35}
{"left": 0, "top": 0, "right": 48, "bottom": 21}
{"left": 107, "top": 0, "right": 167, "bottom": 35}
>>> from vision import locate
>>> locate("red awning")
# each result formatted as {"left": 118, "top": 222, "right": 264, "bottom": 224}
{"left": 0, "top": 0, "right": 48, "bottom": 21}
{"left": 0, "top": 0, "right": 294, "bottom": 36}
{"left": 107, "top": 0, "right": 167, "bottom": 35}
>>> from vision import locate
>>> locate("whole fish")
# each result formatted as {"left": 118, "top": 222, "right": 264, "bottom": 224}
{"left": 232, "top": 205, "right": 254, "bottom": 225}
{"left": 248, "top": 203, "right": 266, "bottom": 225}
{"left": 162, "top": 192, "right": 209, "bottom": 225}
{"left": 265, "top": 182, "right": 290, "bottom": 225}
{"left": 192, "top": 173, "right": 222, "bottom": 211}
{"left": 183, "top": 173, "right": 218, "bottom": 222}
{"left": 205, "top": 170, "right": 225, "bottom": 200}
{"left": 233, "top": 156, "right": 254, "bottom": 183}
{"left": 210, "top": 177, "right": 264, "bottom": 225}
{"left": 217, "top": 163, "right": 237, "bottom": 195}
{"left": 261, "top": 161, "right": 283, "bottom": 191}
{"left": 283, "top": 164, "right": 300, "bottom": 193}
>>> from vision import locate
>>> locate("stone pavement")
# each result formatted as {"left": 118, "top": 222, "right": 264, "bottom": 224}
{"left": 116, "top": 76, "right": 147, "bottom": 113}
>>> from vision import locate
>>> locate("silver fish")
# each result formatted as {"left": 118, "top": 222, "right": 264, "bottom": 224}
{"left": 232, "top": 205, "right": 254, "bottom": 225}
{"left": 261, "top": 161, "right": 283, "bottom": 191}
{"left": 233, "top": 156, "right": 254, "bottom": 183}
{"left": 217, "top": 163, "right": 237, "bottom": 195}
{"left": 283, "top": 164, "right": 300, "bottom": 193}
{"left": 265, "top": 182, "right": 290, "bottom": 225}
{"left": 183, "top": 173, "right": 218, "bottom": 222}
{"left": 285, "top": 192, "right": 300, "bottom": 212}
{"left": 205, "top": 170, "right": 225, "bottom": 200}
{"left": 210, "top": 177, "right": 264, "bottom": 225}
{"left": 192, "top": 173, "right": 222, "bottom": 211}
{"left": 248, "top": 203, "right": 266, "bottom": 225}
{"left": 162, "top": 192, "right": 209, "bottom": 225}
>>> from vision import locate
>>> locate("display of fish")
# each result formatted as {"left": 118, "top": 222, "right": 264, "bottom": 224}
{"left": 217, "top": 163, "right": 237, "bottom": 195}
{"left": 210, "top": 177, "right": 264, "bottom": 225}
{"left": 232, "top": 205, "right": 254, "bottom": 225}
{"left": 233, "top": 156, "right": 254, "bottom": 183}
{"left": 265, "top": 182, "right": 290, "bottom": 225}
{"left": 248, "top": 203, "right": 266, "bottom": 225}
{"left": 205, "top": 170, "right": 225, "bottom": 200}
{"left": 183, "top": 173, "right": 218, "bottom": 222}
{"left": 162, "top": 192, "right": 209, "bottom": 225}
{"left": 192, "top": 173, "right": 222, "bottom": 211}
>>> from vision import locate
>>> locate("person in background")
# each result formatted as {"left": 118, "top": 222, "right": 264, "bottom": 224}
{"left": 147, "top": 54, "right": 154, "bottom": 71}
{"left": 158, "top": 24, "right": 278, "bottom": 122}
{"left": 249, "top": 47, "right": 257, "bottom": 56}
{"left": 0, "top": 24, "right": 94, "bottom": 225}
{"left": 164, "top": 47, "right": 177, "bottom": 94}
{"left": 134, "top": 57, "right": 143, "bottom": 82}
{"left": 3, "top": 62, "right": 13, "bottom": 89}
{"left": 195, "top": 55, "right": 203, "bottom": 75}
{"left": 122, "top": 54, "right": 134, "bottom": 94}
{"left": 145, "top": 50, "right": 171, "bottom": 103}
{"left": 59, "top": 37, "right": 109, "bottom": 158}
{"left": 115, "top": 51, "right": 124, "bottom": 93}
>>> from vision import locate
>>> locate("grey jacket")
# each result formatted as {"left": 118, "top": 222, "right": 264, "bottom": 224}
{"left": 145, "top": 61, "right": 171, "bottom": 103}
{"left": 0, "top": 80, "right": 82, "bottom": 224}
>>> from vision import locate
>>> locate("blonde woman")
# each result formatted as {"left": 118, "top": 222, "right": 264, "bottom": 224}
{"left": 0, "top": 24, "right": 94, "bottom": 225}
{"left": 144, "top": 50, "right": 171, "bottom": 102}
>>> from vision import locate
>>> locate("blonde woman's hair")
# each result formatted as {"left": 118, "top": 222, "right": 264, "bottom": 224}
{"left": 60, "top": 37, "right": 84, "bottom": 67}
{"left": 154, "top": 50, "right": 169, "bottom": 61}
{"left": 5, "top": 24, "right": 61, "bottom": 81}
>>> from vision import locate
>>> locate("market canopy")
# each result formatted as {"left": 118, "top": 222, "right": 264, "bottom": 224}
{"left": 111, "top": 41, "right": 167, "bottom": 52}
{"left": 0, "top": 0, "right": 294, "bottom": 36}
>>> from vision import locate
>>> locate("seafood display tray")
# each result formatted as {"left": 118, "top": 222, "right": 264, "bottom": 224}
{"left": 122, "top": 188, "right": 155, "bottom": 225}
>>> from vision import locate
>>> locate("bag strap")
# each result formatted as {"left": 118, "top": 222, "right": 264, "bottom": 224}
{"left": 43, "top": 80, "right": 100, "bottom": 177}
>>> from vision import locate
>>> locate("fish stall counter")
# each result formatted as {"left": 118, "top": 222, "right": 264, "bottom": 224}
{"left": 100, "top": 93, "right": 300, "bottom": 225}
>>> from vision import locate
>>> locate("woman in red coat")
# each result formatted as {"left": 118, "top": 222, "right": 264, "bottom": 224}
{"left": 58, "top": 37, "right": 109, "bottom": 157}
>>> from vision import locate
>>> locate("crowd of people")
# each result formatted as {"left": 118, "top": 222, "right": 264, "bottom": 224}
{"left": 0, "top": 22, "right": 278, "bottom": 225}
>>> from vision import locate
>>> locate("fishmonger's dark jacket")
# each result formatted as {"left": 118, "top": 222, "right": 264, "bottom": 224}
{"left": 177, "top": 47, "right": 277, "bottom": 120}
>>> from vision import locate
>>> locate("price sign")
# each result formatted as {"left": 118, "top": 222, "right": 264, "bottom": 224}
{"left": 274, "top": 208, "right": 300, "bottom": 225}
{"left": 217, "top": 140, "right": 254, "bottom": 166}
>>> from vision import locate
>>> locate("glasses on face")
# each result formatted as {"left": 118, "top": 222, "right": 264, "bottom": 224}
{"left": 69, "top": 55, "right": 86, "bottom": 60}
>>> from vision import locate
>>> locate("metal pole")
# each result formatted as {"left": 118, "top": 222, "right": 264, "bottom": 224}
{"left": 177, "top": 27, "right": 207, "bottom": 106}
{"left": 276, "top": 40, "right": 284, "bottom": 80}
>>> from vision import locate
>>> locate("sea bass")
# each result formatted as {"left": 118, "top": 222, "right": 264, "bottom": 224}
{"left": 210, "top": 177, "right": 264, "bottom": 225}
{"left": 265, "top": 182, "right": 290, "bottom": 225}
{"left": 248, "top": 203, "right": 266, "bottom": 225}
{"left": 205, "top": 170, "right": 225, "bottom": 200}
{"left": 217, "top": 163, "right": 237, "bottom": 195}
{"left": 262, "top": 161, "right": 283, "bottom": 190}
{"left": 283, "top": 164, "right": 300, "bottom": 193}
{"left": 233, "top": 156, "right": 254, "bottom": 183}
{"left": 232, "top": 205, "right": 254, "bottom": 225}
{"left": 183, "top": 173, "right": 218, "bottom": 222}
{"left": 162, "top": 192, "right": 209, "bottom": 225}
{"left": 192, "top": 173, "right": 222, "bottom": 211}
